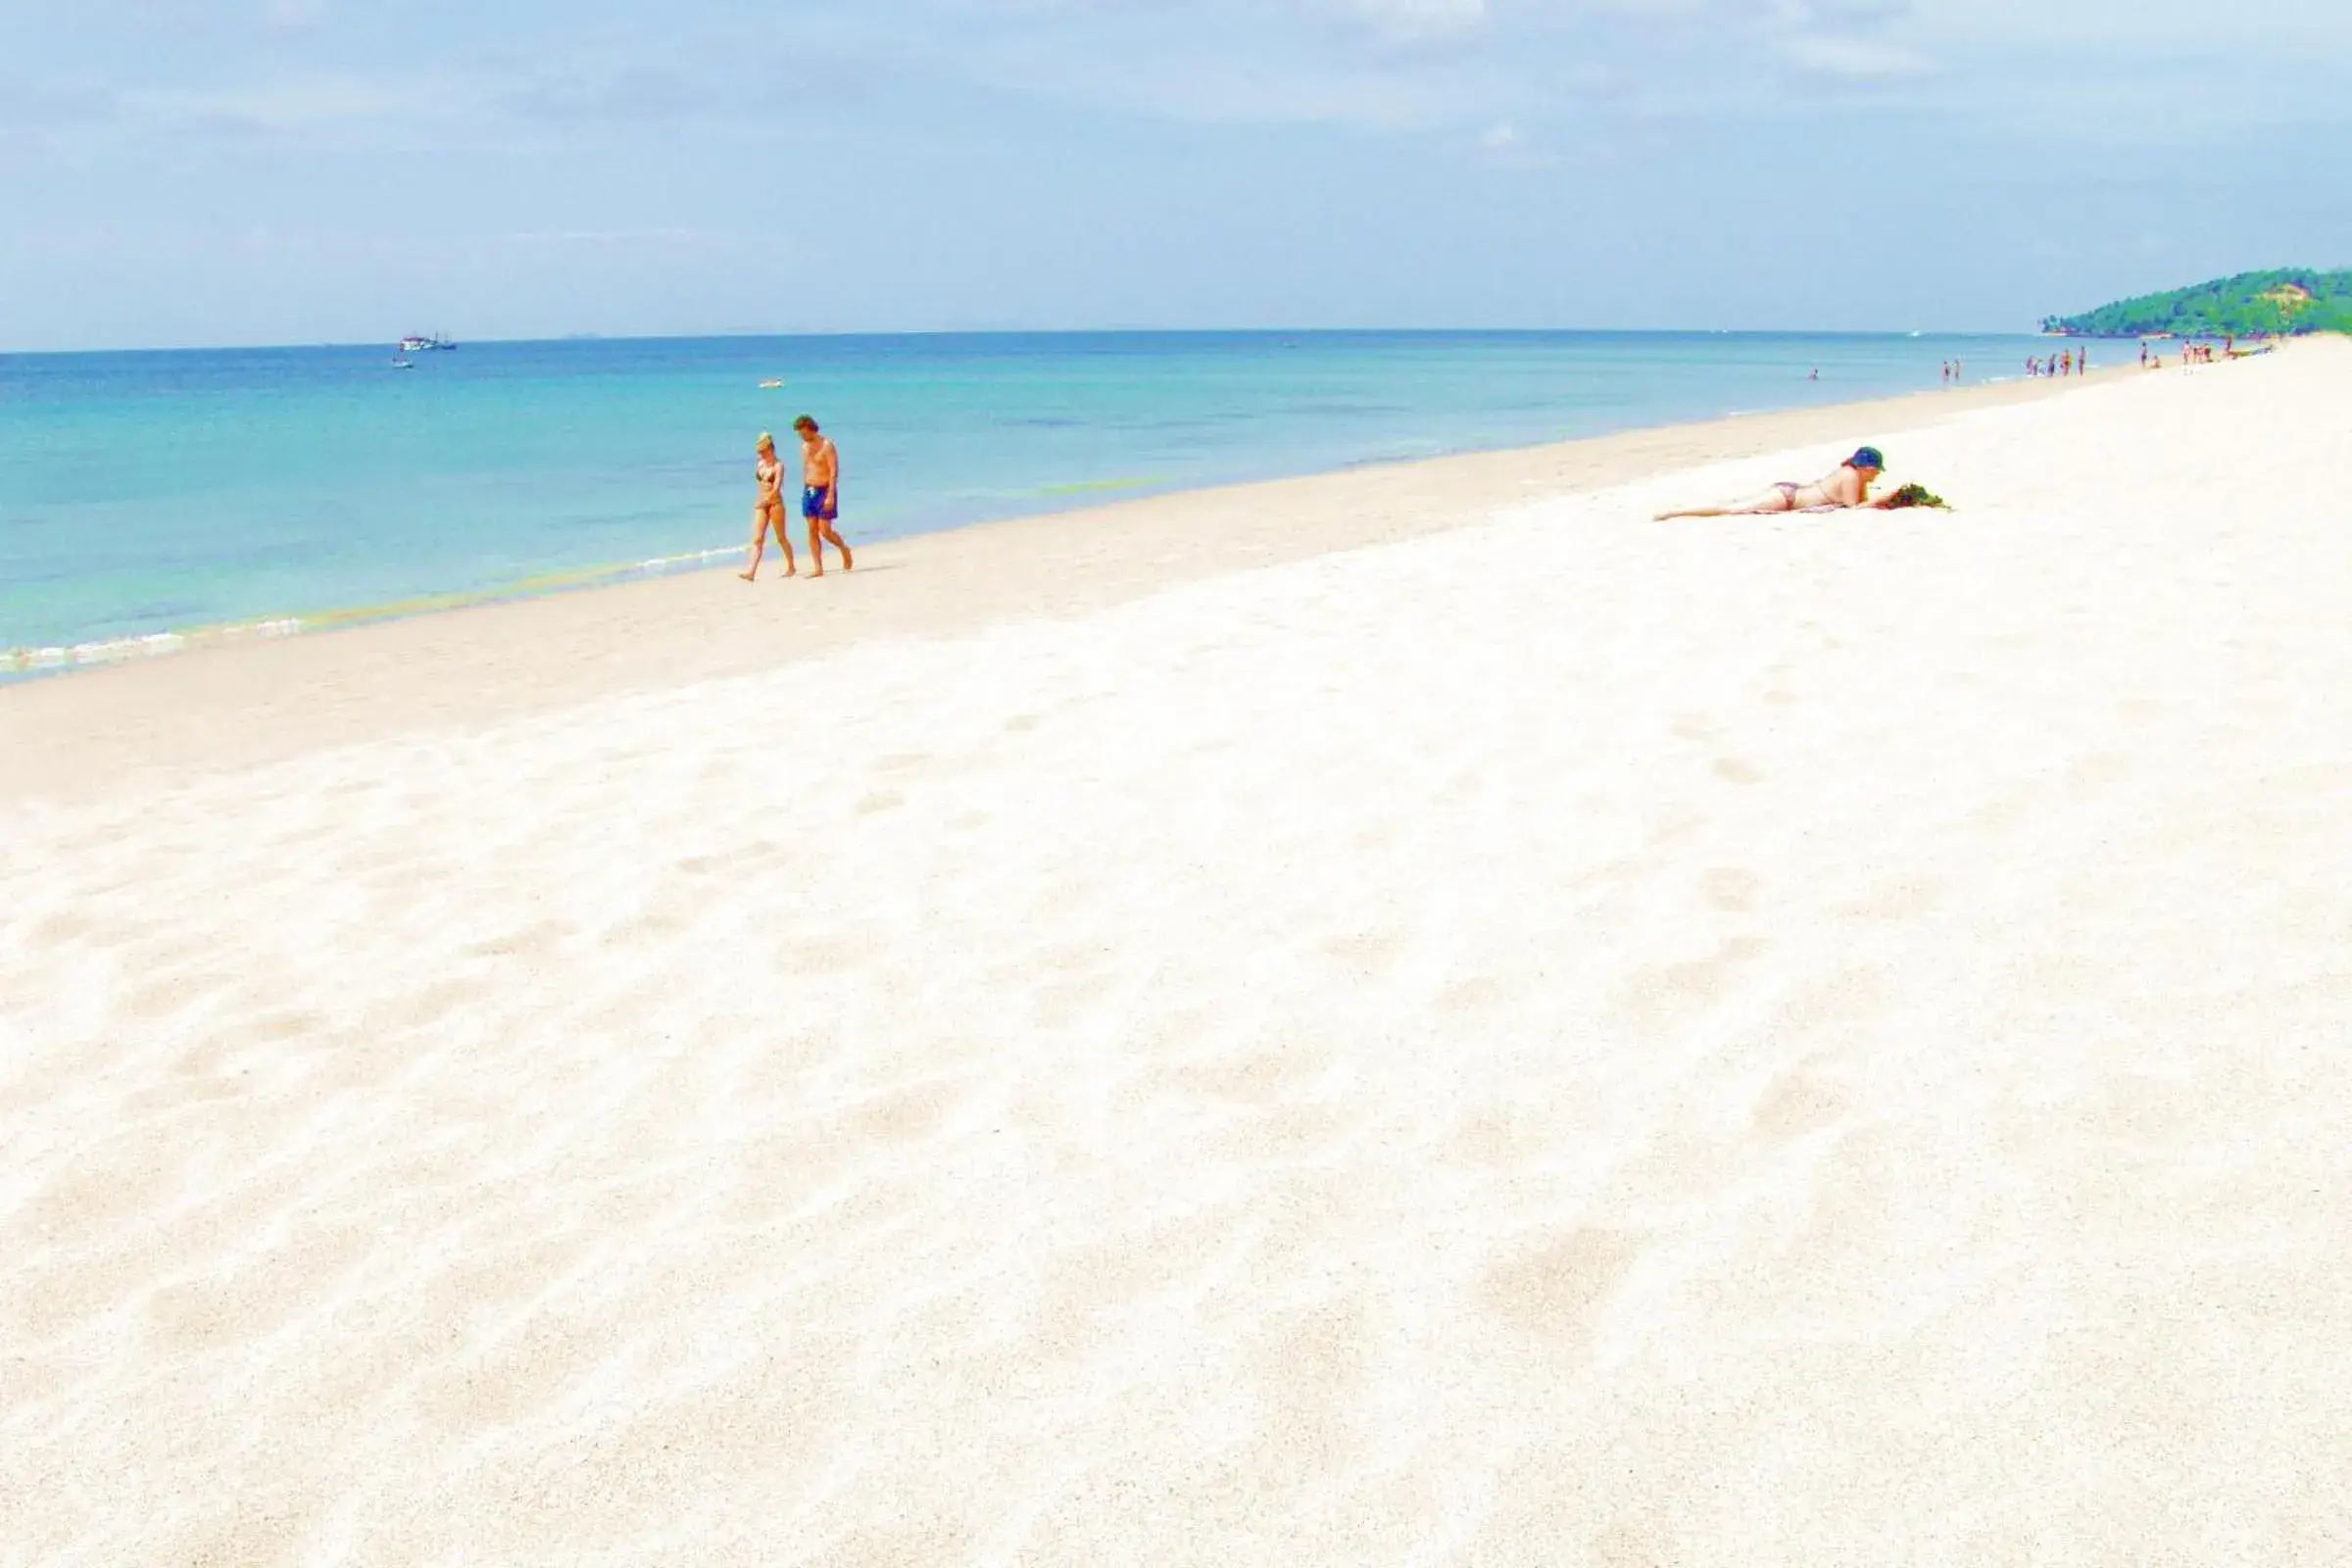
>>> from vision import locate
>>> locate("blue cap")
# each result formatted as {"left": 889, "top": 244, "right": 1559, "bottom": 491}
{"left": 1848, "top": 446, "right": 1885, "bottom": 470}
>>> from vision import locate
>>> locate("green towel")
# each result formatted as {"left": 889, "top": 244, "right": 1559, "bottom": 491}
{"left": 1886, "top": 483, "right": 1950, "bottom": 510}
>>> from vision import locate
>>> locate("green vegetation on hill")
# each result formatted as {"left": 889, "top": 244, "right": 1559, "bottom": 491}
{"left": 2042, "top": 269, "right": 2352, "bottom": 338}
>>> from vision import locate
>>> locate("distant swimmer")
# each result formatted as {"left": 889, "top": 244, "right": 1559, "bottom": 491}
{"left": 740, "top": 431, "right": 796, "bottom": 580}
{"left": 1654, "top": 446, "right": 1903, "bottom": 519}
{"left": 795, "top": 416, "right": 854, "bottom": 577}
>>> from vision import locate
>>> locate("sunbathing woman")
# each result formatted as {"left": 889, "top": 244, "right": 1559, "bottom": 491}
{"left": 1653, "top": 447, "right": 1895, "bottom": 520}
{"left": 740, "top": 432, "right": 797, "bottom": 580}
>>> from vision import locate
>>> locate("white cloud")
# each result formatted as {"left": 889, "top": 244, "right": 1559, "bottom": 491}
{"left": 1474, "top": 117, "right": 1558, "bottom": 167}
{"left": 8, "top": 0, "right": 2349, "bottom": 160}
{"left": 1779, "top": 35, "right": 1933, "bottom": 79}
{"left": 122, "top": 75, "right": 459, "bottom": 134}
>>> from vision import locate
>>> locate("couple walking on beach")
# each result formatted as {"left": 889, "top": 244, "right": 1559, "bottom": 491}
{"left": 743, "top": 416, "right": 853, "bottom": 581}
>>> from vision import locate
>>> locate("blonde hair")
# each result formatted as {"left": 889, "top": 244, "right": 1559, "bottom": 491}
{"left": 756, "top": 431, "right": 775, "bottom": 452}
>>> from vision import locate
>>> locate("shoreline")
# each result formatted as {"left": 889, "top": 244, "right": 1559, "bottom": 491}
{"left": 4, "top": 365, "right": 2126, "bottom": 802}
{"left": 4, "top": 362, "right": 2096, "bottom": 683}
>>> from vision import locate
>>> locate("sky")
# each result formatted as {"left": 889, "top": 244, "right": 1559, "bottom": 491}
{"left": 3, "top": 0, "right": 2349, "bottom": 351}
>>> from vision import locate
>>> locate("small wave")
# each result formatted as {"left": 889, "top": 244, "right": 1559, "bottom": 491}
{"left": 4, "top": 618, "right": 299, "bottom": 676}
{"left": 4, "top": 544, "right": 747, "bottom": 678}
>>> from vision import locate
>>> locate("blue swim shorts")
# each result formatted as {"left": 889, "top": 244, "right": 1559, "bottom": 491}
{"left": 802, "top": 484, "right": 837, "bottom": 521}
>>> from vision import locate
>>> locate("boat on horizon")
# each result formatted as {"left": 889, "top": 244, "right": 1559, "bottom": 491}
{"left": 398, "top": 333, "right": 458, "bottom": 353}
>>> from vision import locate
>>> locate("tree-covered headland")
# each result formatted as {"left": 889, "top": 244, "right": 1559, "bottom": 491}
{"left": 2042, "top": 270, "right": 2352, "bottom": 337}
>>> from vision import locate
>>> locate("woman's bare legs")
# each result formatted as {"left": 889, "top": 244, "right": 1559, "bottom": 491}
{"left": 1654, "top": 490, "right": 1799, "bottom": 521}
{"left": 741, "top": 504, "right": 765, "bottom": 579}
{"left": 741, "top": 506, "right": 796, "bottom": 579}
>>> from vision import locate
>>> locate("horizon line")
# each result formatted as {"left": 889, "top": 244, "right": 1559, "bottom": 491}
{"left": 2, "top": 323, "right": 2056, "bottom": 359}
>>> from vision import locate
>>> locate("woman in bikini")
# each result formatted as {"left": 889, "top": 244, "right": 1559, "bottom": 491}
{"left": 1652, "top": 446, "right": 1891, "bottom": 520}
{"left": 740, "top": 432, "right": 796, "bottom": 580}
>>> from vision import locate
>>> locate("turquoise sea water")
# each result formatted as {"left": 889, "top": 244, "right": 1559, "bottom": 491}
{"left": 2, "top": 331, "right": 2050, "bottom": 667}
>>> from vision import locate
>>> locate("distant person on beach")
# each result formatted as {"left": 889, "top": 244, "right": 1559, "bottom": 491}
{"left": 1653, "top": 446, "right": 1903, "bottom": 519}
{"left": 740, "top": 432, "right": 796, "bottom": 581}
{"left": 795, "top": 416, "right": 854, "bottom": 577}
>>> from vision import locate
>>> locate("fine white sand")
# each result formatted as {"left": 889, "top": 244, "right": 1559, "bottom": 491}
{"left": 6, "top": 345, "right": 2351, "bottom": 1563}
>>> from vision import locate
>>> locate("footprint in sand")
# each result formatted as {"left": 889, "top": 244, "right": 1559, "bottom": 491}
{"left": 1323, "top": 927, "right": 1408, "bottom": 977}
{"left": 27, "top": 908, "right": 97, "bottom": 946}
{"left": 1171, "top": 1038, "right": 1329, "bottom": 1104}
{"left": 1618, "top": 937, "right": 1768, "bottom": 1029}
{"left": 1749, "top": 1067, "right": 1848, "bottom": 1144}
{"left": 1701, "top": 866, "right": 1761, "bottom": 913}
{"left": 851, "top": 1080, "right": 956, "bottom": 1144}
{"left": 1838, "top": 875, "right": 1941, "bottom": 924}
{"left": 1483, "top": 1227, "right": 1641, "bottom": 1348}
{"left": 469, "top": 919, "right": 572, "bottom": 959}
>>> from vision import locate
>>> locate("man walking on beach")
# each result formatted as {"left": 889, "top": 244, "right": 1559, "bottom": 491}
{"left": 795, "top": 416, "right": 854, "bottom": 577}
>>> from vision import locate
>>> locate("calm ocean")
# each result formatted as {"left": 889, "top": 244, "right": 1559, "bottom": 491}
{"left": 2, "top": 331, "right": 2048, "bottom": 668}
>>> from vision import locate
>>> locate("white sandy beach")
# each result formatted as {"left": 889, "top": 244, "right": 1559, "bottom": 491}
{"left": 5, "top": 346, "right": 2351, "bottom": 1563}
